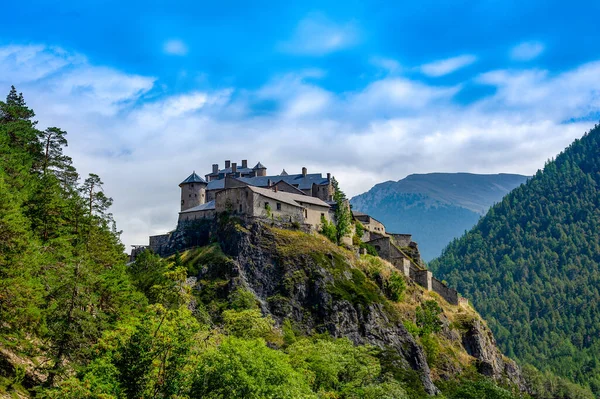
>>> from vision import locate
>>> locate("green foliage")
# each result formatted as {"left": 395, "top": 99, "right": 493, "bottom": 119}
{"left": 440, "top": 378, "right": 527, "bottom": 399}
{"left": 361, "top": 242, "right": 378, "bottom": 256}
{"left": 286, "top": 337, "right": 406, "bottom": 398}
{"left": 354, "top": 221, "right": 365, "bottom": 240}
{"left": 431, "top": 124, "right": 600, "bottom": 395}
{"left": 521, "top": 364, "right": 595, "bottom": 399}
{"left": 228, "top": 287, "right": 258, "bottom": 310}
{"left": 45, "top": 305, "right": 202, "bottom": 399}
{"left": 332, "top": 177, "right": 352, "bottom": 245}
{"left": 191, "top": 337, "right": 315, "bottom": 399}
{"left": 386, "top": 271, "right": 407, "bottom": 302}
{"left": 222, "top": 309, "right": 275, "bottom": 339}
{"left": 319, "top": 214, "right": 337, "bottom": 243}
{"left": 415, "top": 300, "right": 443, "bottom": 336}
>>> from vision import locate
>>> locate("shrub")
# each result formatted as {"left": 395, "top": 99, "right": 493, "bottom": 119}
{"left": 386, "top": 271, "right": 406, "bottom": 302}
{"left": 416, "top": 300, "right": 443, "bottom": 336}
{"left": 319, "top": 215, "right": 337, "bottom": 243}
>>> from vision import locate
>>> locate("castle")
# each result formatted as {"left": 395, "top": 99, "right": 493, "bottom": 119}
{"left": 134, "top": 159, "right": 462, "bottom": 305}
{"left": 177, "top": 160, "right": 335, "bottom": 228}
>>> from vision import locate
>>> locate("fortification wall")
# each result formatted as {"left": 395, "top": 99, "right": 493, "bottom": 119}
{"left": 432, "top": 277, "right": 458, "bottom": 305}
{"left": 149, "top": 233, "right": 171, "bottom": 255}
{"left": 390, "top": 233, "right": 412, "bottom": 247}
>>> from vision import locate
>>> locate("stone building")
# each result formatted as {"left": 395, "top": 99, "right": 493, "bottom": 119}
{"left": 177, "top": 160, "right": 334, "bottom": 230}
{"left": 202, "top": 160, "right": 334, "bottom": 203}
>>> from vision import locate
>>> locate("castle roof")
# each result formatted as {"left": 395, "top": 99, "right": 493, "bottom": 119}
{"left": 179, "top": 200, "right": 215, "bottom": 213}
{"left": 180, "top": 171, "right": 207, "bottom": 185}
{"left": 280, "top": 169, "right": 288, "bottom": 176}
{"left": 206, "top": 173, "right": 329, "bottom": 191}
{"left": 247, "top": 186, "right": 330, "bottom": 208}
{"left": 253, "top": 162, "right": 266, "bottom": 170}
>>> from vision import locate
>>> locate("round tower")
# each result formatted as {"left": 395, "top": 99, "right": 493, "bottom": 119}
{"left": 253, "top": 162, "right": 267, "bottom": 177}
{"left": 179, "top": 171, "right": 207, "bottom": 212}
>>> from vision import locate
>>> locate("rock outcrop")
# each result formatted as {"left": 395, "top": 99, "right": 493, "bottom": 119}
{"left": 186, "top": 219, "right": 527, "bottom": 395}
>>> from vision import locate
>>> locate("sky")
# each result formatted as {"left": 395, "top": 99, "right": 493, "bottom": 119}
{"left": 2, "top": 0, "right": 600, "bottom": 250}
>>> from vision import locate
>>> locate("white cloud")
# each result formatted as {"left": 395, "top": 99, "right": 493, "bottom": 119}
{"left": 163, "top": 39, "right": 188, "bottom": 56}
{"left": 2, "top": 44, "right": 599, "bottom": 254}
{"left": 370, "top": 56, "right": 401, "bottom": 73}
{"left": 420, "top": 54, "right": 477, "bottom": 77}
{"left": 511, "top": 41, "right": 544, "bottom": 61}
{"left": 279, "top": 14, "right": 359, "bottom": 56}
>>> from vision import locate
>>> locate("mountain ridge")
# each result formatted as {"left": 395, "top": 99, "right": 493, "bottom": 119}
{"left": 350, "top": 173, "right": 529, "bottom": 261}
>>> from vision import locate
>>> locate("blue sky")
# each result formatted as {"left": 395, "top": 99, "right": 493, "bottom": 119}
{"left": 1, "top": 0, "right": 600, "bottom": 248}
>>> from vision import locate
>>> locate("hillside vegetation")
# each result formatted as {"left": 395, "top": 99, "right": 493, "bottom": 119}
{"left": 0, "top": 87, "right": 592, "bottom": 399}
{"left": 431, "top": 124, "right": 600, "bottom": 395}
{"left": 351, "top": 173, "right": 528, "bottom": 261}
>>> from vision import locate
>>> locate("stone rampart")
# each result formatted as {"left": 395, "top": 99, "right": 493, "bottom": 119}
{"left": 390, "top": 233, "right": 412, "bottom": 247}
{"left": 149, "top": 233, "right": 171, "bottom": 255}
{"left": 431, "top": 277, "right": 459, "bottom": 305}
{"left": 413, "top": 269, "right": 432, "bottom": 291}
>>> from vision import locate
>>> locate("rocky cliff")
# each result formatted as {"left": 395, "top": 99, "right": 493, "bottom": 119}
{"left": 179, "top": 218, "right": 527, "bottom": 395}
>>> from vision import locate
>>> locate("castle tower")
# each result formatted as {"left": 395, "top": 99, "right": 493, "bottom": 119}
{"left": 253, "top": 162, "right": 267, "bottom": 177}
{"left": 179, "top": 171, "right": 207, "bottom": 211}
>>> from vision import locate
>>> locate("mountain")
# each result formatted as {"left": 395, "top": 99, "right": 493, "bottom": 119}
{"left": 0, "top": 86, "right": 592, "bottom": 399}
{"left": 430, "top": 124, "right": 600, "bottom": 395}
{"left": 350, "top": 173, "right": 529, "bottom": 261}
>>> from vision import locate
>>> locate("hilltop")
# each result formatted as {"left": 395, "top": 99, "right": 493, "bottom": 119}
{"left": 350, "top": 173, "right": 529, "bottom": 261}
{"left": 431, "top": 124, "right": 600, "bottom": 395}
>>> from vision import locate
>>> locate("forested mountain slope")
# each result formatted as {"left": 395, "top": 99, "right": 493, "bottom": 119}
{"left": 350, "top": 173, "right": 528, "bottom": 261}
{"left": 430, "top": 124, "right": 600, "bottom": 395}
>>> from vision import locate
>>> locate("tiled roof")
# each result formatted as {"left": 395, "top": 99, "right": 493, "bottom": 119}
{"left": 179, "top": 200, "right": 216, "bottom": 213}
{"left": 180, "top": 172, "right": 207, "bottom": 185}
{"left": 206, "top": 173, "right": 330, "bottom": 191}
{"left": 248, "top": 186, "right": 330, "bottom": 208}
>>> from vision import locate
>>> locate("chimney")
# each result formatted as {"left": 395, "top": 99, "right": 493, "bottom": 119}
{"left": 242, "top": 159, "right": 248, "bottom": 169}
{"left": 274, "top": 185, "right": 278, "bottom": 192}
{"left": 302, "top": 167, "right": 307, "bottom": 177}
{"left": 232, "top": 162, "right": 237, "bottom": 174}
{"left": 225, "top": 160, "right": 231, "bottom": 169}
{"left": 212, "top": 164, "right": 218, "bottom": 174}
{"left": 327, "top": 173, "right": 331, "bottom": 181}
{"left": 267, "top": 179, "right": 272, "bottom": 187}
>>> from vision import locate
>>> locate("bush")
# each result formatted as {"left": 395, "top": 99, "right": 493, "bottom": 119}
{"left": 386, "top": 271, "right": 406, "bottom": 302}
{"left": 228, "top": 287, "right": 258, "bottom": 311}
{"left": 416, "top": 300, "right": 443, "bottom": 336}
{"left": 319, "top": 215, "right": 337, "bottom": 243}
{"left": 191, "top": 337, "right": 315, "bottom": 399}
{"left": 222, "top": 309, "right": 275, "bottom": 340}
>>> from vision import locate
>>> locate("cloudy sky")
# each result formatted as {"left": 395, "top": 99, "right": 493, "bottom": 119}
{"left": 2, "top": 0, "right": 600, "bottom": 249}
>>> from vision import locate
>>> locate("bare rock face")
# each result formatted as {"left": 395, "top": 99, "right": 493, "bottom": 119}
{"left": 213, "top": 221, "right": 440, "bottom": 395}
{"left": 191, "top": 219, "right": 526, "bottom": 395}
{"left": 462, "top": 319, "right": 527, "bottom": 391}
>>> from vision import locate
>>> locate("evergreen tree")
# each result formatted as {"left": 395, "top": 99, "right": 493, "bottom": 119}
{"left": 332, "top": 177, "right": 352, "bottom": 245}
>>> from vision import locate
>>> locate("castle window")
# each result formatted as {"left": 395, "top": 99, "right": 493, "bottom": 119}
{"left": 321, "top": 213, "right": 325, "bottom": 218}
{"left": 304, "top": 209, "right": 308, "bottom": 218}
{"left": 181, "top": 200, "right": 184, "bottom": 205}
{"left": 276, "top": 203, "right": 281, "bottom": 211}
{"left": 265, "top": 202, "right": 269, "bottom": 209}
{"left": 239, "top": 204, "right": 242, "bottom": 213}
{"left": 189, "top": 194, "right": 191, "bottom": 198}
{"left": 194, "top": 194, "right": 197, "bottom": 197}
